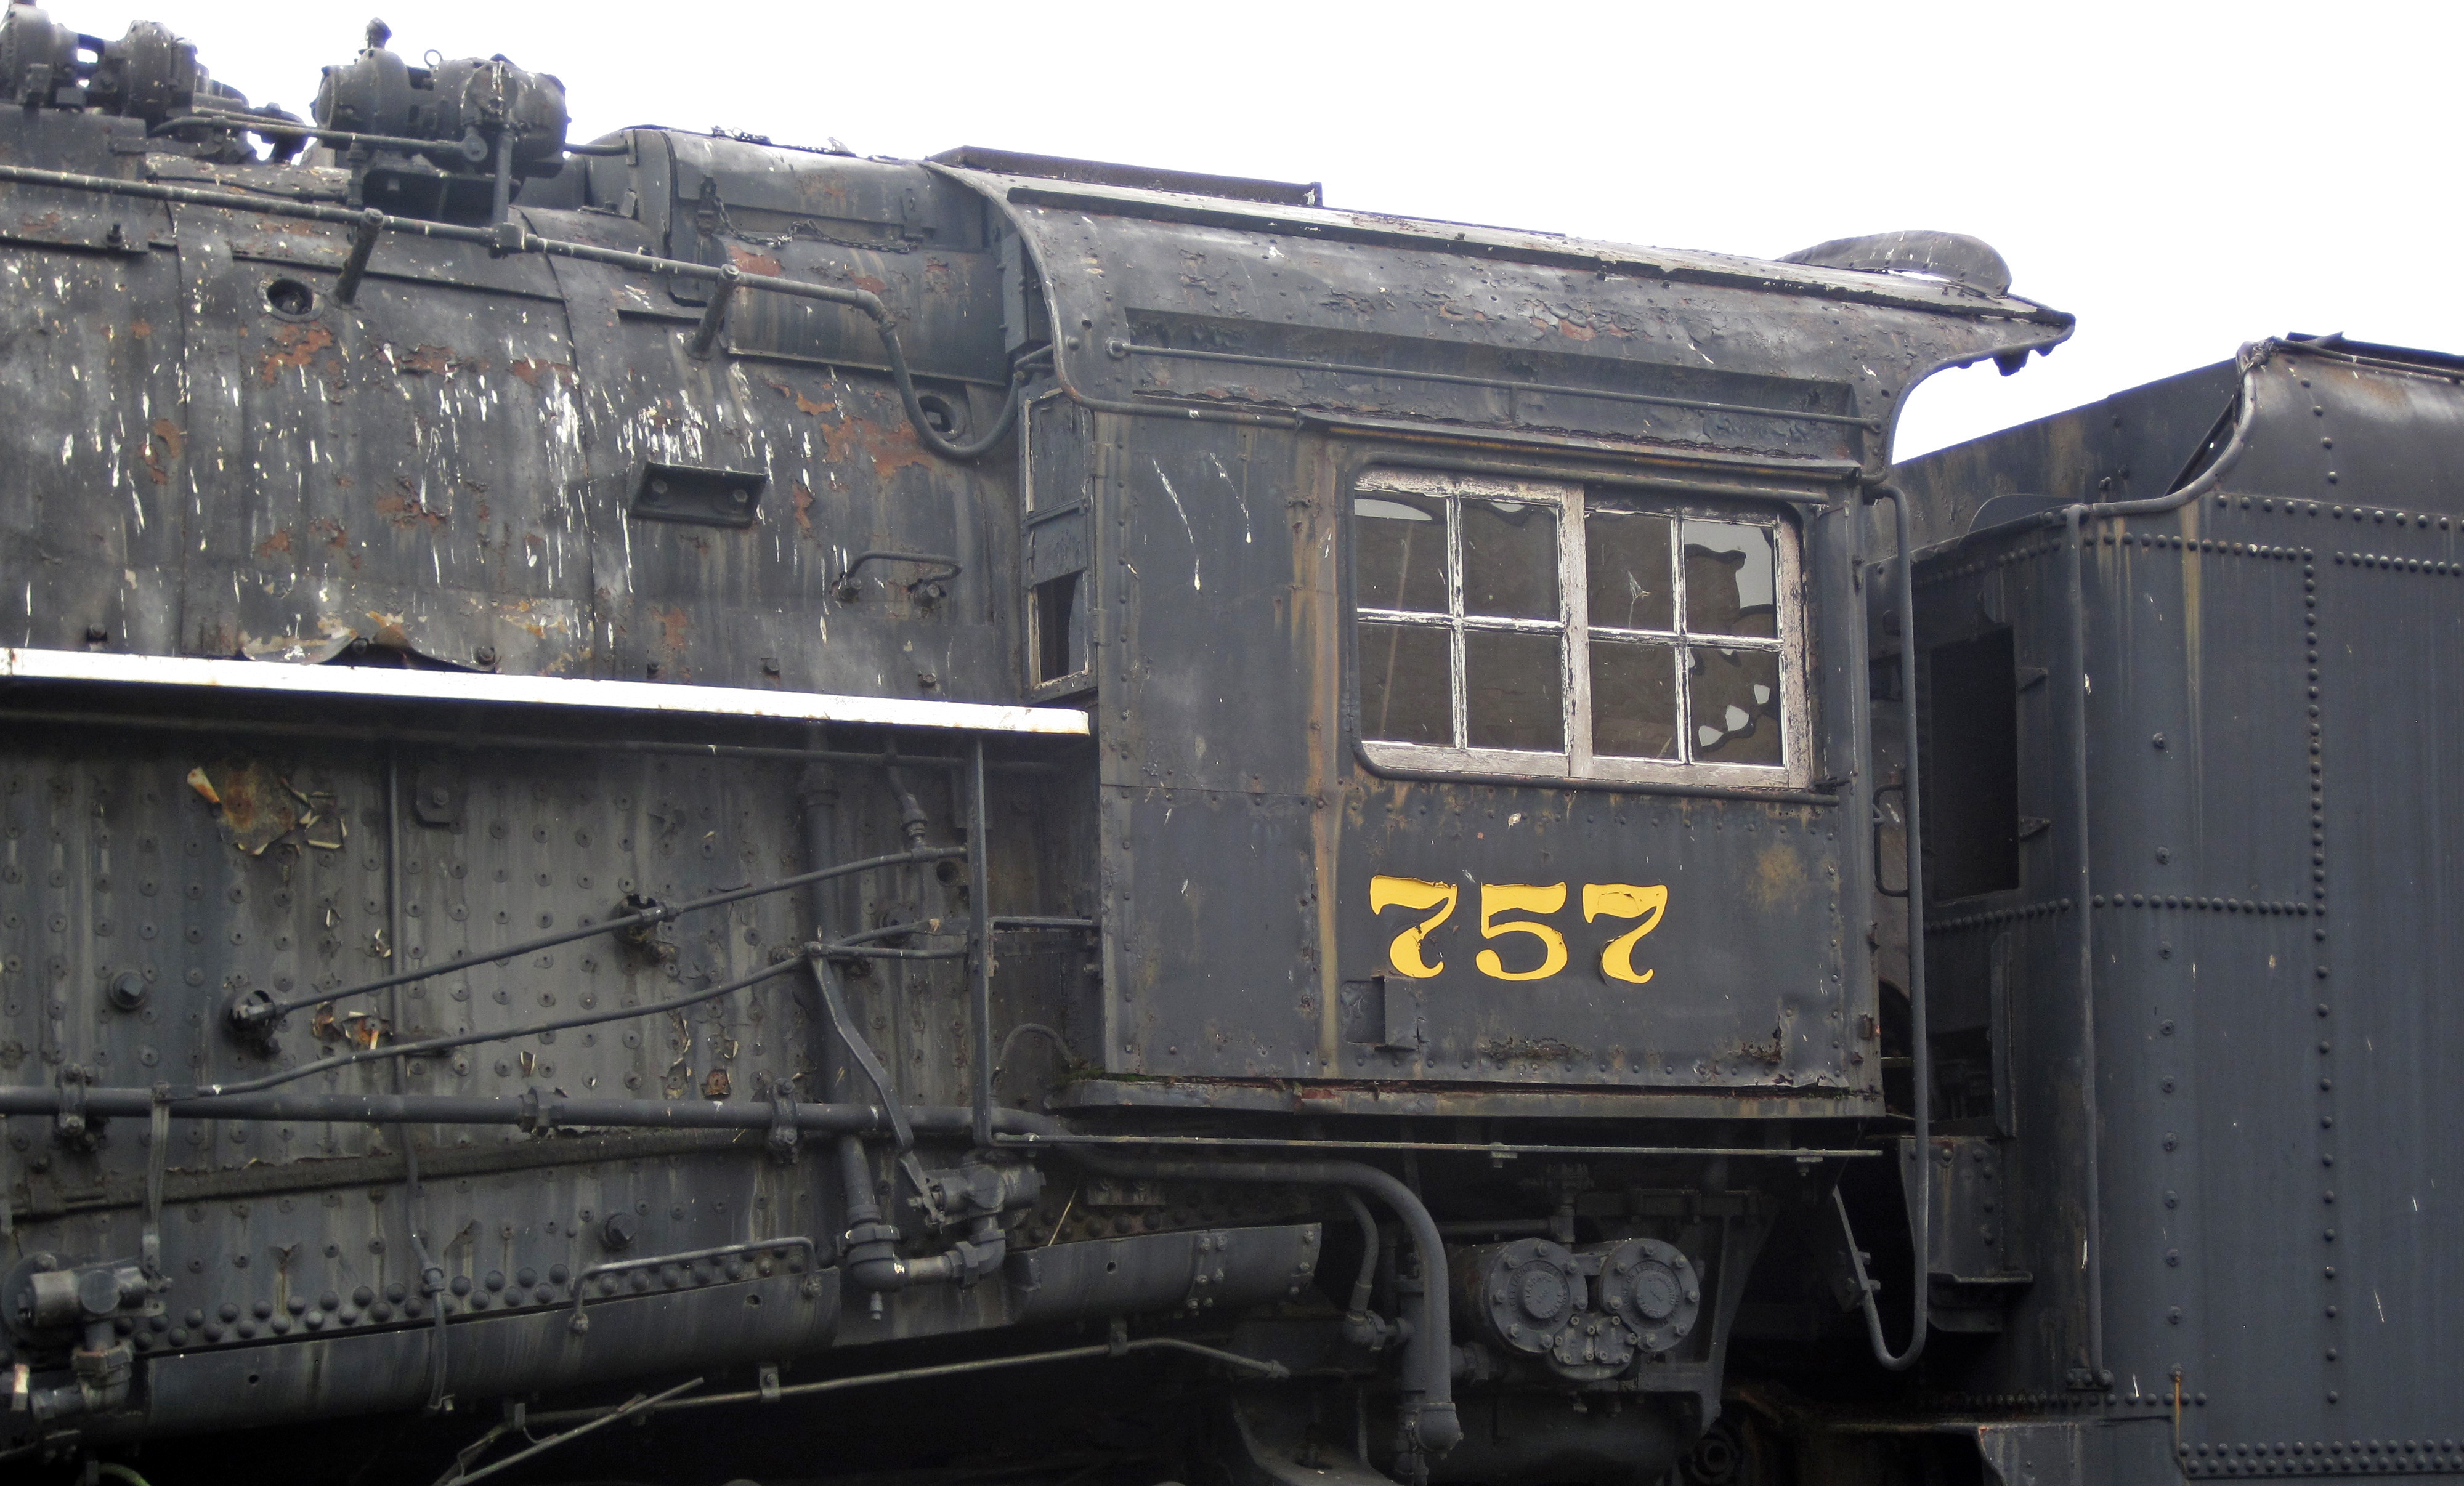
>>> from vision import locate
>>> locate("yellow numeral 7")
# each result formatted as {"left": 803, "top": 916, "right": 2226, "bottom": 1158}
{"left": 1584, "top": 883, "right": 1668, "bottom": 984}
{"left": 1369, "top": 876, "right": 1457, "bottom": 979}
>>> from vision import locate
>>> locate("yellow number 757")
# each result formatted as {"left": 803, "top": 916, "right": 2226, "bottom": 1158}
{"left": 1368, "top": 876, "right": 1667, "bottom": 985}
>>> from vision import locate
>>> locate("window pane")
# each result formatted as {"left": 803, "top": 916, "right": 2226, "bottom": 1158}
{"left": 1590, "top": 640, "right": 1678, "bottom": 759}
{"left": 1355, "top": 493, "right": 1449, "bottom": 613}
{"left": 1687, "top": 646, "right": 1783, "bottom": 765}
{"left": 1682, "top": 520, "right": 1778, "bottom": 638}
{"left": 1586, "top": 508, "right": 1674, "bottom": 632}
{"left": 1461, "top": 498, "right": 1558, "bottom": 620}
{"left": 1465, "top": 628, "right": 1563, "bottom": 753}
{"left": 1360, "top": 623, "right": 1451, "bottom": 746}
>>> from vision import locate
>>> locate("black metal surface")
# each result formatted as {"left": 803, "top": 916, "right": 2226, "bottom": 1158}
{"left": 1891, "top": 338, "right": 2464, "bottom": 1470}
{"left": 50, "top": 10, "right": 2461, "bottom": 1486}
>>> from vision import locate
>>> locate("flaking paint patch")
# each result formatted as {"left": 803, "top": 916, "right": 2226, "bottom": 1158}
{"left": 142, "top": 419, "right": 185, "bottom": 485}
{"left": 821, "top": 411, "right": 928, "bottom": 479}
{"left": 764, "top": 378, "right": 833, "bottom": 417}
{"left": 257, "top": 321, "right": 335, "bottom": 385}
{"left": 651, "top": 604, "right": 690, "bottom": 655}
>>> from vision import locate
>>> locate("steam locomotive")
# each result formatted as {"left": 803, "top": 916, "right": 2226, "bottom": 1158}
{"left": 0, "top": 7, "right": 2454, "bottom": 1484}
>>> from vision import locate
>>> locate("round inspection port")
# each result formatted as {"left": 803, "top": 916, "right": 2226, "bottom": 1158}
{"left": 264, "top": 278, "right": 316, "bottom": 320}
{"left": 915, "top": 392, "right": 967, "bottom": 437}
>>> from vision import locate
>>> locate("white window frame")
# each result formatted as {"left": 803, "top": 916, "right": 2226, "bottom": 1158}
{"left": 1353, "top": 468, "right": 1809, "bottom": 790}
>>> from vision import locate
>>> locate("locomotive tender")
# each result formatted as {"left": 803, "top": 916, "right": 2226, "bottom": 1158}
{"left": 0, "top": 7, "right": 2453, "bottom": 1484}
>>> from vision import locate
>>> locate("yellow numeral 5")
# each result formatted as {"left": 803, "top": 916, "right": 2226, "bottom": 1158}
{"left": 1369, "top": 875, "right": 1457, "bottom": 979}
{"left": 1584, "top": 883, "right": 1667, "bottom": 984}
{"left": 1476, "top": 883, "right": 1568, "bottom": 982}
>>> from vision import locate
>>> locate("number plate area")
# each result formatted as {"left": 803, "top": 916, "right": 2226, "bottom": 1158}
{"left": 1100, "top": 780, "right": 1863, "bottom": 1095}
{"left": 1329, "top": 789, "right": 1857, "bottom": 1091}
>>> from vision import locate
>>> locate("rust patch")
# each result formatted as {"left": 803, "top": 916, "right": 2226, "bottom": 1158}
{"left": 508, "top": 358, "right": 577, "bottom": 387}
{"left": 391, "top": 343, "right": 466, "bottom": 376}
{"left": 763, "top": 377, "right": 833, "bottom": 416}
{"left": 791, "top": 480, "right": 813, "bottom": 536}
{"left": 309, "top": 517, "right": 359, "bottom": 569}
{"left": 254, "top": 529, "right": 293, "bottom": 558}
{"left": 700, "top": 1067, "right": 732, "bottom": 1100}
{"left": 257, "top": 321, "right": 335, "bottom": 385}
{"left": 726, "top": 243, "right": 783, "bottom": 277}
{"left": 822, "top": 411, "right": 930, "bottom": 479}
{"left": 650, "top": 604, "right": 690, "bottom": 655}
{"left": 1479, "top": 1036, "right": 1582, "bottom": 1064}
{"left": 142, "top": 418, "right": 185, "bottom": 485}
{"left": 130, "top": 318, "right": 152, "bottom": 339}
{"left": 187, "top": 758, "right": 306, "bottom": 856}
{"left": 1732, "top": 1027, "right": 1786, "bottom": 1066}
{"left": 922, "top": 258, "right": 955, "bottom": 295}
{"left": 375, "top": 487, "right": 446, "bottom": 530}
{"left": 850, "top": 273, "right": 888, "bottom": 296}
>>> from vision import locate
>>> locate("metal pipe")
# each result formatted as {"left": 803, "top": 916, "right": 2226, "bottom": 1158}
{"left": 2082, "top": 352, "right": 2263, "bottom": 520}
{"left": 0, "top": 1086, "right": 1040, "bottom": 1135}
{"left": 2065, "top": 506, "right": 2105, "bottom": 1386}
{"left": 334, "top": 208, "right": 384, "bottom": 305}
{"left": 208, "top": 953, "right": 813, "bottom": 1097}
{"left": 522, "top": 1336, "right": 1283, "bottom": 1431}
{"left": 687, "top": 264, "right": 741, "bottom": 359}
{"left": 968, "top": 739, "right": 995, "bottom": 1146}
{"left": 441, "top": 1376, "right": 703, "bottom": 1486}
{"left": 1339, "top": 1189, "right": 1380, "bottom": 1317}
{"left": 1000, "top": 1134, "right": 1879, "bottom": 1158}
{"left": 1850, "top": 482, "right": 1928, "bottom": 1371}
{"left": 2024, "top": 349, "right": 2268, "bottom": 1384}
{"left": 250, "top": 846, "right": 963, "bottom": 1022}
{"left": 1071, "top": 1154, "right": 1461, "bottom": 1465}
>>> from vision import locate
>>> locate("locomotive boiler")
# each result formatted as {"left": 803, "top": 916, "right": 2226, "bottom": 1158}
{"left": 0, "top": 7, "right": 2454, "bottom": 1485}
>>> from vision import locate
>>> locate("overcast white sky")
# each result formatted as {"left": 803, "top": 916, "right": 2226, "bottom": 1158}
{"left": 108, "top": 1, "right": 2463, "bottom": 459}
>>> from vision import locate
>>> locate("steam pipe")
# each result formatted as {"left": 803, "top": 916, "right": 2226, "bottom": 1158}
{"left": 1069, "top": 1153, "right": 1460, "bottom": 1471}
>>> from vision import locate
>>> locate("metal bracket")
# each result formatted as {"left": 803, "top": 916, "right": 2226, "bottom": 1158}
{"left": 629, "top": 462, "right": 766, "bottom": 529}
{"left": 140, "top": 1091, "right": 169, "bottom": 1283}
{"left": 52, "top": 1066, "right": 92, "bottom": 1151}
{"left": 765, "top": 1085, "right": 799, "bottom": 1165}
{"left": 516, "top": 1087, "right": 563, "bottom": 1137}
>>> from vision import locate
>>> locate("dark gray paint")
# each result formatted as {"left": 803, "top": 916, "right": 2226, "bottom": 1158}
{"left": 1895, "top": 339, "right": 2464, "bottom": 1474}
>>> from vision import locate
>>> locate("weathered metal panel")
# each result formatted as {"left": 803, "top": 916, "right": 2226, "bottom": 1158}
{"left": 1897, "top": 342, "right": 2464, "bottom": 1467}
{"left": 958, "top": 167, "right": 2072, "bottom": 467}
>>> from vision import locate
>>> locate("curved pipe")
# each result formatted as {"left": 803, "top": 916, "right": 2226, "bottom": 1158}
{"left": 1339, "top": 1189, "right": 1380, "bottom": 1318}
{"left": 1853, "top": 481, "right": 1928, "bottom": 1371}
{"left": 2080, "top": 348, "right": 2264, "bottom": 520}
{"left": 2033, "top": 345, "right": 2266, "bottom": 1382}
{"left": 1068, "top": 1153, "right": 1460, "bottom": 1464}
